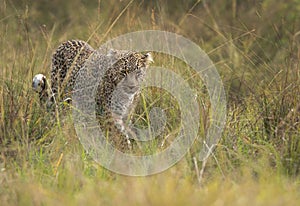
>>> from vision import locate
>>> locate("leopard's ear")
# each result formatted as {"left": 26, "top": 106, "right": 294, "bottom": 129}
{"left": 144, "top": 52, "right": 154, "bottom": 64}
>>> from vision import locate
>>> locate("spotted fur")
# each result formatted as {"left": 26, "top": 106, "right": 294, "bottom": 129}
{"left": 50, "top": 40, "right": 95, "bottom": 104}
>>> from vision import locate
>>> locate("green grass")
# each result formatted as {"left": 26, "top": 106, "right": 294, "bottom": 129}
{"left": 1, "top": 0, "right": 300, "bottom": 205}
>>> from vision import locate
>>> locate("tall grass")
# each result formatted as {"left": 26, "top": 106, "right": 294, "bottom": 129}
{"left": 0, "top": 0, "right": 300, "bottom": 205}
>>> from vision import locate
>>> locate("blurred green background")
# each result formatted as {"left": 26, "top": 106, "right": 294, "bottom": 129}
{"left": 0, "top": 1, "right": 300, "bottom": 205}
{"left": 2, "top": 0, "right": 299, "bottom": 97}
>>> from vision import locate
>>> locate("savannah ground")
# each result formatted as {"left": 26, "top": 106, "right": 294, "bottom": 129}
{"left": 0, "top": 0, "right": 300, "bottom": 205}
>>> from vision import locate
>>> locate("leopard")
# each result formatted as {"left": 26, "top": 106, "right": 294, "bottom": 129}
{"left": 32, "top": 40, "right": 153, "bottom": 151}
